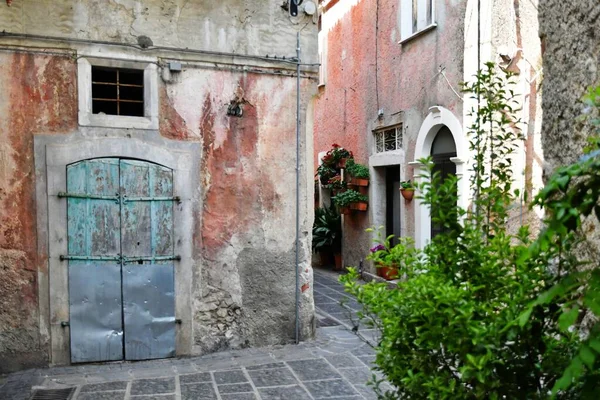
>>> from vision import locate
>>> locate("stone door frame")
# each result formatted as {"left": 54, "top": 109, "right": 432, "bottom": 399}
{"left": 409, "top": 106, "right": 469, "bottom": 248}
{"left": 34, "top": 132, "right": 200, "bottom": 365}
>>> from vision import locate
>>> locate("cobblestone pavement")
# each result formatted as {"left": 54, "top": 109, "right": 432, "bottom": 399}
{"left": 1, "top": 269, "right": 385, "bottom": 400}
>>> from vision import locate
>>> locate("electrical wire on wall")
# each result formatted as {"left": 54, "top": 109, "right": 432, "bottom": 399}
{"left": 375, "top": 0, "right": 380, "bottom": 111}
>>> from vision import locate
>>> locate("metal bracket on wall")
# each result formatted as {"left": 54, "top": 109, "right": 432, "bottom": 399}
{"left": 58, "top": 191, "right": 120, "bottom": 202}
{"left": 122, "top": 255, "right": 182, "bottom": 264}
{"left": 60, "top": 321, "right": 70, "bottom": 327}
{"left": 60, "top": 255, "right": 121, "bottom": 262}
{"left": 122, "top": 195, "right": 181, "bottom": 204}
{"left": 60, "top": 255, "right": 181, "bottom": 263}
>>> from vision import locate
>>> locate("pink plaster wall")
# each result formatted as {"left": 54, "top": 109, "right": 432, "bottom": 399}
{"left": 314, "top": 0, "right": 466, "bottom": 268}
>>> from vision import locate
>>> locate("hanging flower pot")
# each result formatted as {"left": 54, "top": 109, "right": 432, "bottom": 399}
{"left": 350, "top": 201, "right": 368, "bottom": 211}
{"left": 400, "top": 180, "right": 415, "bottom": 201}
{"left": 337, "top": 157, "right": 348, "bottom": 169}
{"left": 400, "top": 188, "right": 415, "bottom": 201}
{"left": 339, "top": 206, "right": 351, "bottom": 215}
{"left": 350, "top": 177, "right": 369, "bottom": 187}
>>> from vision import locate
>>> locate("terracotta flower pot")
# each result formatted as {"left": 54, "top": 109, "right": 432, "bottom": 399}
{"left": 319, "top": 251, "right": 332, "bottom": 267}
{"left": 350, "top": 201, "right": 368, "bottom": 211}
{"left": 400, "top": 188, "right": 415, "bottom": 201}
{"left": 377, "top": 263, "right": 398, "bottom": 280}
{"left": 339, "top": 206, "right": 351, "bottom": 215}
{"left": 337, "top": 158, "right": 348, "bottom": 169}
{"left": 334, "top": 253, "right": 343, "bottom": 271}
{"left": 350, "top": 177, "right": 370, "bottom": 187}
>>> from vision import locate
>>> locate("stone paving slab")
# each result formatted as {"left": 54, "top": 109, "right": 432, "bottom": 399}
{"left": 0, "top": 269, "right": 387, "bottom": 400}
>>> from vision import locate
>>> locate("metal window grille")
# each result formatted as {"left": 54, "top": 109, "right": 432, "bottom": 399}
{"left": 375, "top": 125, "right": 402, "bottom": 153}
{"left": 92, "top": 66, "right": 144, "bottom": 117}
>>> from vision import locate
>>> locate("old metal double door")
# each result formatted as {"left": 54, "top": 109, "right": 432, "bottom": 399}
{"left": 66, "top": 158, "right": 177, "bottom": 363}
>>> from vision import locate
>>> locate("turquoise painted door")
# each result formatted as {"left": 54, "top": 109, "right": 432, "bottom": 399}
{"left": 66, "top": 158, "right": 176, "bottom": 363}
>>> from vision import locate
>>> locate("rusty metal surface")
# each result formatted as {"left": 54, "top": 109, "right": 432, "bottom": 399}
{"left": 66, "top": 158, "right": 176, "bottom": 363}
{"left": 69, "top": 262, "right": 123, "bottom": 363}
{"left": 123, "top": 263, "right": 175, "bottom": 360}
{"left": 67, "top": 159, "right": 123, "bottom": 363}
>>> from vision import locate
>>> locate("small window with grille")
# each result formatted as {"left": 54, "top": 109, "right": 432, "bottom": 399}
{"left": 374, "top": 125, "right": 403, "bottom": 153}
{"left": 92, "top": 66, "right": 144, "bottom": 117}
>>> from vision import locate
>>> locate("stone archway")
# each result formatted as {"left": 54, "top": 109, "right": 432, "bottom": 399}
{"left": 409, "top": 106, "right": 468, "bottom": 248}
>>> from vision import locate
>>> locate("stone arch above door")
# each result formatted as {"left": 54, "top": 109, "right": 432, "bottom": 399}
{"left": 34, "top": 133, "right": 201, "bottom": 366}
{"left": 409, "top": 106, "right": 469, "bottom": 248}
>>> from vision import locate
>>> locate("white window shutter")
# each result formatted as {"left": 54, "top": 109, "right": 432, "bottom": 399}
{"left": 400, "top": 0, "right": 413, "bottom": 40}
{"left": 417, "top": 0, "right": 428, "bottom": 31}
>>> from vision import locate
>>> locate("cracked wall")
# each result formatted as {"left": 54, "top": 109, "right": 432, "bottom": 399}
{"left": 0, "top": 52, "right": 78, "bottom": 372}
{"left": 0, "top": 0, "right": 318, "bottom": 64}
{"left": 538, "top": 1, "right": 600, "bottom": 261}
{"left": 0, "top": 0, "right": 317, "bottom": 372}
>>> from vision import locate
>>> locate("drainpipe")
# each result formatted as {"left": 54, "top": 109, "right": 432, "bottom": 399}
{"left": 295, "top": 32, "right": 301, "bottom": 345}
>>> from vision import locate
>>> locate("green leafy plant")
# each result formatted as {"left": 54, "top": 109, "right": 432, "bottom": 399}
{"left": 400, "top": 180, "right": 414, "bottom": 190}
{"left": 516, "top": 85, "right": 600, "bottom": 396}
{"left": 312, "top": 205, "right": 342, "bottom": 253}
{"left": 346, "top": 159, "right": 370, "bottom": 179}
{"left": 341, "top": 63, "right": 588, "bottom": 399}
{"left": 316, "top": 164, "right": 337, "bottom": 185}
{"left": 325, "top": 175, "right": 347, "bottom": 191}
{"left": 332, "top": 189, "right": 368, "bottom": 208}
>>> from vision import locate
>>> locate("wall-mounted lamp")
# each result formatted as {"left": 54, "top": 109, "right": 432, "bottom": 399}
{"left": 227, "top": 102, "right": 244, "bottom": 118}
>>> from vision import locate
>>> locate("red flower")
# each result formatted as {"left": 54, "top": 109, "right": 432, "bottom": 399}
{"left": 332, "top": 143, "right": 340, "bottom": 148}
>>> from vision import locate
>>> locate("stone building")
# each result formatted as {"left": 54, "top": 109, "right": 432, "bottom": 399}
{"left": 539, "top": 1, "right": 600, "bottom": 174}
{"left": 0, "top": 0, "right": 318, "bottom": 373}
{"left": 314, "top": 0, "right": 544, "bottom": 269}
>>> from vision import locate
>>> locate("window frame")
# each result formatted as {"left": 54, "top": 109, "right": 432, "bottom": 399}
{"left": 374, "top": 124, "right": 403, "bottom": 154}
{"left": 78, "top": 57, "right": 159, "bottom": 130}
{"left": 399, "top": 0, "right": 437, "bottom": 44}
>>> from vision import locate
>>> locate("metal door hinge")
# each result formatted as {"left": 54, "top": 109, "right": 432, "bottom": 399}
{"left": 175, "top": 319, "right": 182, "bottom": 325}
{"left": 61, "top": 321, "right": 70, "bottom": 327}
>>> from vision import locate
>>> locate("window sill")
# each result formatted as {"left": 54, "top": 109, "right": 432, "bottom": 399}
{"left": 79, "top": 113, "right": 159, "bottom": 130}
{"left": 398, "top": 23, "right": 437, "bottom": 45}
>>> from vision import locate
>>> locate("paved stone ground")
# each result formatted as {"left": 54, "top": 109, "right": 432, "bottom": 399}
{"left": 1, "top": 269, "right": 385, "bottom": 400}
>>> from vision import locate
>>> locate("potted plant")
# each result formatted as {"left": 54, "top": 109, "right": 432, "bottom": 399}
{"left": 366, "top": 227, "right": 398, "bottom": 280}
{"left": 345, "top": 159, "right": 370, "bottom": 187}
{"left": 332, "top": 189, "right": 368, "bottom": 214}
{"left": 312, "top": 205, "right": 342, "bottom": 269}
{"left": 400, "top": 180, "right": 415, "bottom": 201}
{"left": 366, "top": 226, "right": 419, "bottom": 280}
{"left": 325, "top": 175, "right": 347, "bottom": 195}
{"left": 316, "top": 164, "right": 338, "bottom": 185}
{"left": 327, "top": 143, "right": 353, "bottom": 169}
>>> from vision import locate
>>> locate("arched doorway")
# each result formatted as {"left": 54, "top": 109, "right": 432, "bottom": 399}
{"left": 410, "top": 106, "right": 468, "bottom": 248}
{"left": 430, "top": 127, "right": 457, "bottom": 238}
{"left": 66, "top": 158, "right": 177, "bottom": 363}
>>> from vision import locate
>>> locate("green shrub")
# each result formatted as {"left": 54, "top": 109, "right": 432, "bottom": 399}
{"left": 346, "top": 159, "right": 370, "bottom": 179}
{"left": 312, "top": 205, "right": 341, "bottom": 253}
{"left": 341, "top": 64, "right": 594, "bottom": 399}
{"left": 332, "top": 189, "right": 368, "bottom": 207}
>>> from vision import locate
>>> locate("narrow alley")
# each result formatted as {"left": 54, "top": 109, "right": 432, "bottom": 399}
{"left": 0, "top": 270, "right": 385, "bottom": 400}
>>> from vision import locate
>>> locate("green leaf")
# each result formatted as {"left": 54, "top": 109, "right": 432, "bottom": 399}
{"left": 558, "top": 306, "right": 579, "bottom": 332}
{"left": 579, "top": 345, "right": 596, "bottom": 370}
{"left": 517, "top": 308, "right": 533, "bottom": 327}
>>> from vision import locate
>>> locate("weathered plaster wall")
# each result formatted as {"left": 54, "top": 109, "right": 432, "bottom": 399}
{"left": 0, "top": 52, "right": 78, "bottom": 372}
{"left": 0, "top": 0, "right": 318, "bottom": 64}
{"left": 160, "top": 68, "right": 316, "bottom": 352}
{"left": 0, "top": 0, "right": 317, "bottom": 373}
{"left": 314, "top": 0, "right": 465, "bottom": 268}
{"left": 539, "top": 0, "right": 600, "bottom": 174}
{"left": 538, "top": 0, "right": 600, "bottom": 263}
{"left": 490, "top": 0, "right": 543, "bottom": 233}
